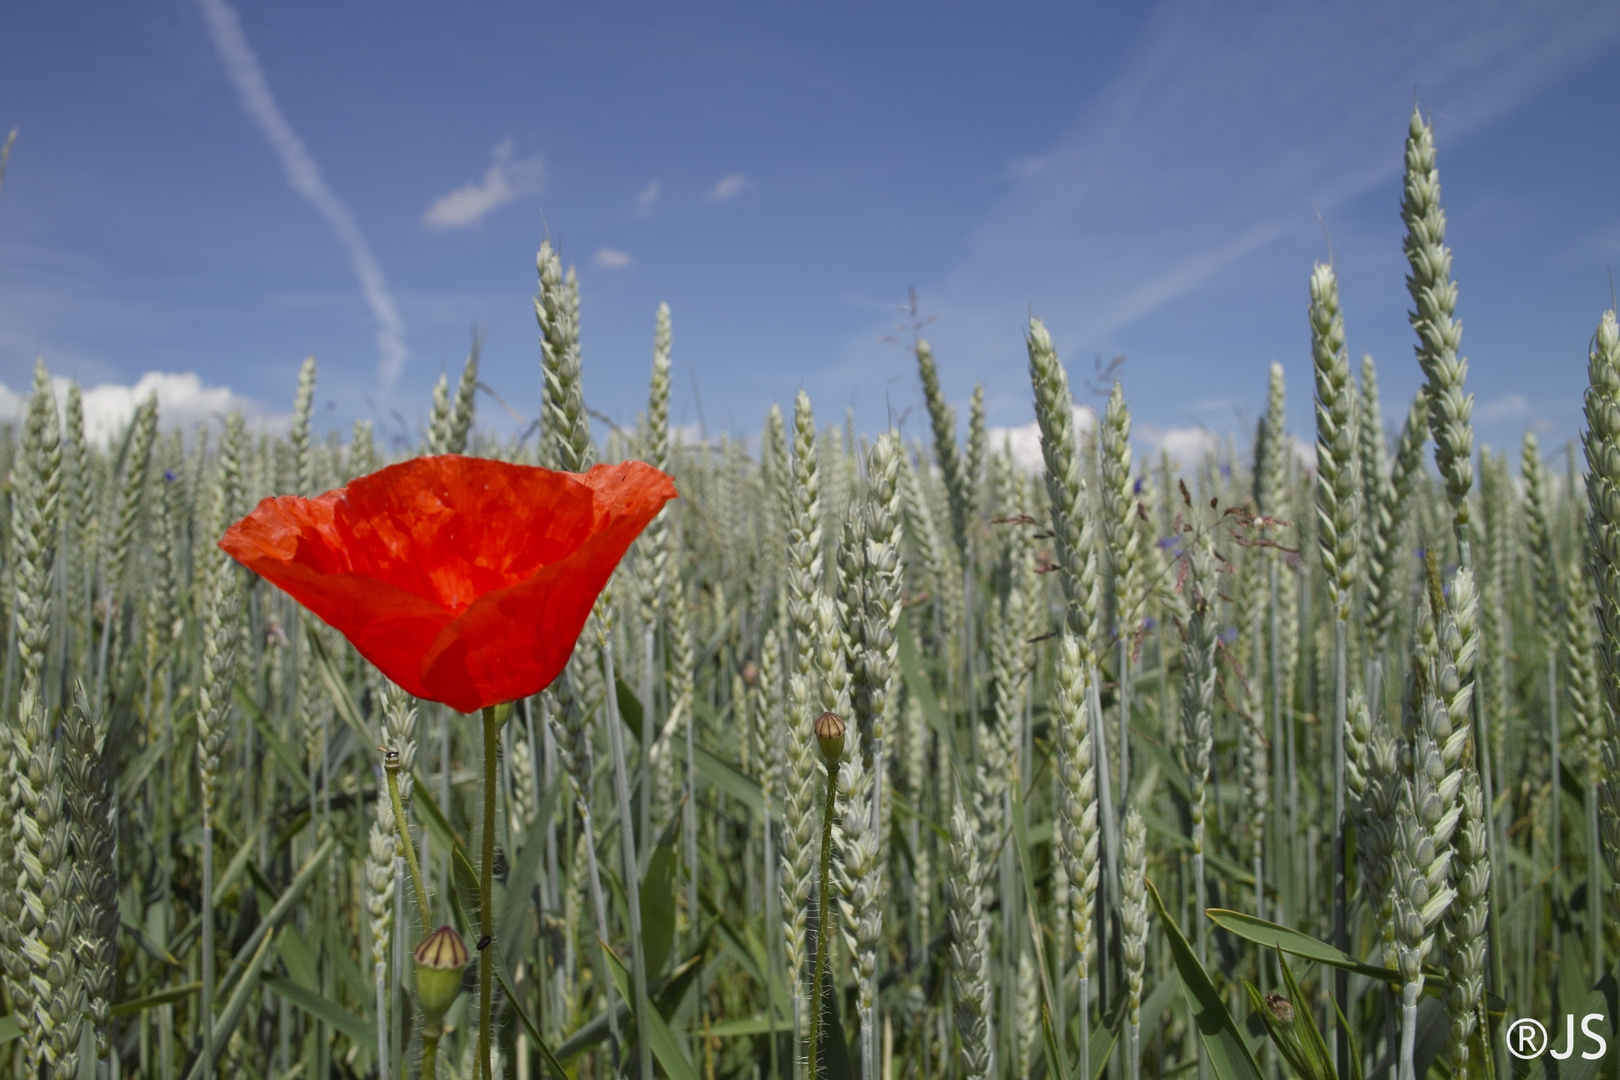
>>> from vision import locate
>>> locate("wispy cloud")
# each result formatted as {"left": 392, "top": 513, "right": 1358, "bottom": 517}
{"left": 593, "top": 247, "right": 633, "bottom": 269}
{"left": 1473, "top": 392, "right": 1529, "bottom": 423}
{"left": 637, "top": 180, "right": 661, "bottom": 215}
{"left": 422, "top": 138, "right": 545, "bottom": 229}
{"left": 918, "top": 0, "right": 1620, "bottom": 403}
{"left": 705, "top": 173, "right": 748, "bottom": 204}
{"left": 0, "top": 371, "right": 286, "bottom": 446}
{"left": 195, "top": 0, "right": 408, "bottom": 390}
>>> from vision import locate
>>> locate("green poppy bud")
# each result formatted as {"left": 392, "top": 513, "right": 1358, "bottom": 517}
{"left": 413, "top": 925, "right": 468, "bottom": 1025}
{"left": 814, "top": 711, "right": 846, "bottom": 764}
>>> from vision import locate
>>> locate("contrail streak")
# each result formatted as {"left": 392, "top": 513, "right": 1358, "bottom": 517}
{"left": 196, "top": 0, "right": 407, "bottom": 390}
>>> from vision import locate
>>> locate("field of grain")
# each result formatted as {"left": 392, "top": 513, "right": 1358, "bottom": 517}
{"left": 0, "top": 107, "right": 1614, "bottom": 1080}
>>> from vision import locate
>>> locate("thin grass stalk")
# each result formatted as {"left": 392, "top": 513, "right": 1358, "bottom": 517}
{"left": 1563, "top": 555, "right": 1606, "bottom": 984}
{"left": 808, "top": 714, "right": 843, "bottom": 1079}
{"left": 600, "top": 629, "right": 653, "bottom": 1080}
{"left": 195, "top": 492, "right": 239, "bottom": 1080}
{"left": 1179, "top": 533, "right": 1216, "bottom": 969}
{"left": 446, "top": 337, "right": 481, "bottom": 456}
{"left": 1, "top": 360, "right": 61, "bottom": 1073}
{"left": 60, "top": 684, "right": 116, "bottom": 1067}
{"left": 550, "top": 677, "right": 623, "bottom": 1069}
{"left": 946, "top": 791, "right": 994, "bottom": 1080}
{"left": 93, "top": 392, "right": 158, "bottom": 707}
{"left": 1581, "top": 309, "right": 1620, "bottom": 976}
{"left": 684, "top": 631, "right": 698, "bottom": 944}
{"left": 1254, "top": 370, "right": 1292, "bottom": 934}
{"left": 1026, "top": 318, "right": 1120, "bottom": 1038}
{"left": 1121, "top": 805, "right": 1147, "bottom": 1080}
{"left": 839, "top": 433, "right": 902, "bottom": 1080}
{"left": 666, "top": 583, "right": 698, "bottom": 958}
{"left": 1523, "top": 431, "right": 1563, "bottom": 988}
{"left": 1102, "top": 382, "right": 1141, "bottom": 812}
{"left": 478, "top": 706, "right": 500, "bottom": 1080}
{"left": 781, "top": 391, "right": 829, "bottom": 1079}
{"left": 1311, "top": 259, "right": 1360, "bottom": 1079}
{"left": 1054, "top": 631, "right": 1098, "bottom": 1066}
{"left": 1176, "top": 517, "right": 1218, "bottom": 1080}
{"left": 1365, "top": 393, "right": 1428, "bottom": 714}
{"left": 1394, "top": 679, "right": 1456, "bottom": 1080}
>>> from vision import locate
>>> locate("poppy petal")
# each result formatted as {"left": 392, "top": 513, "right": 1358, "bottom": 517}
{"left": 219, "top": 455, "right": 677, "bottom": 711}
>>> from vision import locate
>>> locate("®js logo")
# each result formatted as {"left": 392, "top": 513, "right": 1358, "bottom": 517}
{"left": 1506, "top": 1015, "right": 1608, "bottom": 1060}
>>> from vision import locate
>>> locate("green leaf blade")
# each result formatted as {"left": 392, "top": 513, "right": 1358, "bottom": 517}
{"left": 1146, "top": 880, "right": 1264, "bottom": 1080}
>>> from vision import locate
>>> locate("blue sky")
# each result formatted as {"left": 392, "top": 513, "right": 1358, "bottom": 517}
{"left": 2, "top": 1, "right": 1617, "bottom": 464}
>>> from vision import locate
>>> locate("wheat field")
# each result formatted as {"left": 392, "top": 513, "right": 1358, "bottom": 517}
{"left": 0, "top": 107, "right": 1613, "bottom": 1080}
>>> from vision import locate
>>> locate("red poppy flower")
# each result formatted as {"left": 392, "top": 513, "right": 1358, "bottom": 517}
{"left": 219, "top": 455, "right": 677, "bottom": 713}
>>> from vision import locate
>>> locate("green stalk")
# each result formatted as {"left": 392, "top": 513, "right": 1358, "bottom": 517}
{"left": 1269, "top": 559, "right": 1288, "bottom": 930}
{"left": 1080, "top": 970, "right": 1091, "bottom": 1080}
{"left": 602, "top": 636, "right": 653, "bottom": 1080}
{"left": 1590, "top": 783, "right": 1603, "bottom": 985}
{"left": 393, "top": 858, "right": 406, "bottom": 1080}
{"left": 423, "top": 1027, "right": 442, "bottom": 1079}
{"left": 375, "top": 962, "right": 389, "bottom": 1080}
{"left": 201, "top": 820, "right": 214, "bottom": 1080}
{"left": 1332, "top": 618, "right": 1349, "bottom": 1080}
{"left": 808, "top": 755, "right": 840, "bottom": 1078}
{"left": 1548, "top": 653, "right": 1561, "bottom": 980}
{"left": 385, "top": 758, "right": 431, "bottom": 942}
{"left": 479, "top": 705, "right": 500, "bottom": 1080}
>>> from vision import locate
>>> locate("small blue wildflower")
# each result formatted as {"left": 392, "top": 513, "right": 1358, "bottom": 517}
{"left": 164, "top": 470, "right": 177, "bottom": 483}
{"left": 1219, "top": 626, "right": 1239, "bottom": 643}
{"left": 1133, "top": 477, "right": 1144, "bottom": 495}
{"left": 1142, "top": 616, "right": 1157, "bottom": 631}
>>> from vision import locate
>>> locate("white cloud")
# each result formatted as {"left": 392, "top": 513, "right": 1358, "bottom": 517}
{"left": 593, "top": 247, "right": 634, "bottom": 270}
{"left": 422, "top": 139, "right": 546, "bottom": 230}
{"left": 1473, "top": 393, "right": 1529, "bottom": 423}
{"left": 1125, "top": 423, "right": 1316, "bottom": 473}
{"left": 196, "top": 0, "right": 408, "bottom": 391}
{"left": 989, "top": 404, "right": 1098, "bottom": 472}
{"left": 1288, "top": 434, "right": 1317, "bottom": 472}
{"left": 0, "top": 372, "right": 285, "bottom": 447}
{"left": 705, "top": 174, "right": 748, "bottom": 203}
{"left": 637, "top": 180, "right": 661, "bottom": 214}
{"left": 1136, "top": 422, "right": 1221, "bottom": 469}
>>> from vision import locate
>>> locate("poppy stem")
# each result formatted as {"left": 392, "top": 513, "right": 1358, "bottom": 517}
{"left": 384, "top": 754, "right": 431, "bottom": 942}
{"left": 422, "top": 1024, "right": 441, "bottom": 1080}
{"left": 479, "top": 705, "right": 500, "bottom": 1080}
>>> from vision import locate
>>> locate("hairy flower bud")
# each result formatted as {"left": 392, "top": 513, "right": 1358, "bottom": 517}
{"left": 412, "top": 925, "right": 468, "bottom": 1025}
{"left": 815, "top": 711, "right": 846, "bottom": 764}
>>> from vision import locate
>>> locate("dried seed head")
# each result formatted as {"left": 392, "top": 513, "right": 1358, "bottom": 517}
{"left": 814, "top": 711, "right": 846, "bottom": 763}
{"left": 413, "top": 925, "right": 468, "bottom": 1024}
{"left": 1264, "top": 992, "right": 1295, "bottom": 1025}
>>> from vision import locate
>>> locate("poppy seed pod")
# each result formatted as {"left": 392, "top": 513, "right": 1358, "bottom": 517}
{"left": 814, "top": 711, "right": 846, "bottom": 764}
{"left": 413, "top": 925, "right": 469, "bottom": 1025}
